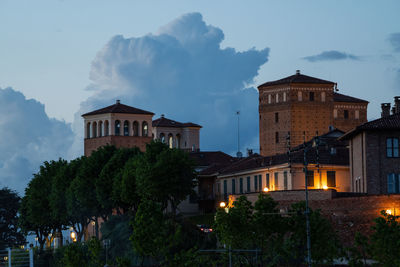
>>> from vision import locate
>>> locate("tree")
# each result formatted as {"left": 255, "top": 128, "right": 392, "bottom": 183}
{"left": 97, "top": 147, "right": 142, "bottom": 215}
{"left": 20, "top": 159, "right": 67, "bottom": 250}
{"left": 118, "top": 156, "right": 142, "bottom": 215}
{"left": 214, "top": 196, "right": 254, "bottom": 249}
{"left": 0, "top": 188, "right": 25, "bottom": 249}
{"left": 369, "top": 210, "right": 400, "bottom": 266}
{"left": 136, "top": 141, "right": 197, "bottom": 215}
{"left": 284, "top": 201, "right": 341, "bottom": 265}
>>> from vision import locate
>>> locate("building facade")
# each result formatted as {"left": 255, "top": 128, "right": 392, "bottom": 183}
{"left": 258, "top": 70, "right": 368, "bottom": 156}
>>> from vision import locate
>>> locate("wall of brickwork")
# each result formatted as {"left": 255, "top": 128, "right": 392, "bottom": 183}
{"left": 333, "top": 102, "right": 367, "bottom": 132}
{"left": 84, "top": 135, "right": 152, "bottom": 156}
{"left": 230, "top": 190, "right": 400, "bottom": 246}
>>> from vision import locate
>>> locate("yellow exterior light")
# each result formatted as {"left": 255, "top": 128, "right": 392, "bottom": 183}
{"left": 386, "top": 209, "right": 392, "bottom": 215}
{"left": 70, "top": 231, "right": 77, "bottom": 242}
{"left": 91, "top": 221, "right": 96, "bottom": 226}
{"left": 4, "top": 256, "right": 8, "bottom": 261}
{"left": 263, "top": 187, "right": 269, "bottom": 192}
{"left": 322, "top": 185, "right": 328, "bottom": 190}
{"left": 220, "top": 201, "right": 226, "bottom": 208}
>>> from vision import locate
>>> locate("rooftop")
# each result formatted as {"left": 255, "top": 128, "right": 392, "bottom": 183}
{"left": 152, "top": 115, "right": 201, "bottom": 128}
{"left": 258, "top": 70, "right": 334, "bottom": 88}
{"left": 82, "top": 100, "right": 154, "bottom": 117}
{"left": 333, "top": 92, "right": 368, "bottom": 104}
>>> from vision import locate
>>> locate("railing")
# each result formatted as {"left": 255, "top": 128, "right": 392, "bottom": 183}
{"left": 0, "top": 248, "right": 33, "bottom": 267}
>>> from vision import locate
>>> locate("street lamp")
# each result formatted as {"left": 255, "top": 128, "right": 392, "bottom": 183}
{"left": 219, "top": 201, "right": 226, "bottom": 208}
{"left": 70, "top": 232, "right": 77, "bottom": 242}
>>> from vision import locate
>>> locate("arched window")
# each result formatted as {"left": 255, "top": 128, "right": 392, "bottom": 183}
{"left": 98, "top": 121, "right": 103, "bottom": 137}
{"left": 124, "top": 121, "right": 129, "bottom": 136}
{"left": 104, "top": 120, "right": 109, "bottom": 136}
{"left": 168, "top": 134, "right": 173, "bottom": 149}
{"left": 142, "top": 121, "right": 148, "bottom": 137}
{"left": 92, "top": 122, "right": 97, "bottom": 138}
{"left": 160, "top": 133, "right": 165, "bottom": 143}
{"left": 86, "top": 122, "right": 91, "bottom": 138}
{"left": 132, "top": 121, "right": 139, "bottom": 136}
{"left": 115, "top": 120, "right": 121, "bottom": 136}
{"left": 176, "top": 134, "right": 181, "bottom": 149}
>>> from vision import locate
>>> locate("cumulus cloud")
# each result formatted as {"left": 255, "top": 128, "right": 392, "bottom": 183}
{"left": 303, "top": 50, "right": 360, "bottom": 62}
{"left": 0, "top": 88, "right": 73, "bottom": 194}
{"left": 70, "top": 12, "right": 269, "bottom": 156}
{"left": 388, "top": 32, "right": 400, "bottom": 52}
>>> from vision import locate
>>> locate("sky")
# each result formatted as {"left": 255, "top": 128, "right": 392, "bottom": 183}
{"left": 0, "top": 0, "right": 399, "bottom": 193}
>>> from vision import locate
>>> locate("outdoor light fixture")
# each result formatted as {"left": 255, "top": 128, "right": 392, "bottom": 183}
{"left": 70, "top": 232, "right": 77, "bottom": 242}
{"left": 220, "top": 201, "right": 226, "bottom": 208}
{"left": 263, "top": 187, "right": 269, "bottom": 192}
{"left": 386, "top": 209, "right": 392, "bottom": 215}
{"left": 322, "top": 185, "right": 328, "bottom": 190}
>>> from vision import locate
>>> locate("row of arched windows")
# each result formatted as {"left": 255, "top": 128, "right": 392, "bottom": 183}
{"left": 86, "top": 120, "right": 149, "bottom": 138}
{"left": 159, "top": 133, "right": 181, "bottom": 149}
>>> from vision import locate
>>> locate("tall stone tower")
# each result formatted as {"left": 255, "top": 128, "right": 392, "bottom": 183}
{"left": 258, "top": 70, "right": 368, "bottom": 156}
{"left": 82, "top": 100, "right": 154, "bottom": 156}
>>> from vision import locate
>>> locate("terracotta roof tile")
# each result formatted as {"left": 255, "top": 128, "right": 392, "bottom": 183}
{"left": 258, "top": 72, "right": 334, "bottom": 88}
{"left": 82, "top": 101, "right": 154, "bottom": 116}
{"left": 333, "top": 92, "right": 368, "bottom": 103}
{"left": 152, "top": 116, "right": 201, "bottom": 128}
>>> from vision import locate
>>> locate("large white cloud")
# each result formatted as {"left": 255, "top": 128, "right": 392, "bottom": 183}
{"left": 70, "top": 12, "right": 269, "bottom": 156}
{"left": 0, "top": 87, "right": 73, "bottom": 194}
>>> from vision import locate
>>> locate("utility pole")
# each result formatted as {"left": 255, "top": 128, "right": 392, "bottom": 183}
{"left": 303, "top": 132, "right": 312, "bottom": 267}
{"left": 236, "top": 111, "right": 242, "bottom": 158}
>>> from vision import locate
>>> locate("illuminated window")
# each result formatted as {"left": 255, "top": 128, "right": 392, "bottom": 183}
{"left": 265, "top": 173, "right": 270, "bottom": 189}
{"left": 387, "top": 138, "right": 399, "bottom": 158}
{"left": 115, "top": 120, "right": 121, "bottom": 136}
{"left": 142, "top": 121, "right": 148, "bottom": 136}
{"left": 168, "top": 134, "right": 173, "bottom": 149}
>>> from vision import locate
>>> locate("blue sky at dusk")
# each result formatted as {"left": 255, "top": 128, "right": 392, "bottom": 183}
{"left": 0, "top": 0, "right": 399, "bottom": 193}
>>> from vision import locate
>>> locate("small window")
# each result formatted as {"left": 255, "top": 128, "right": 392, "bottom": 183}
{"left": 306, "top": 170, "right": 314, "bottom": 187}
{"left": 115, "top": 120, "right": 121, "bottom": 136}
{"left": 355, "top": 110, "right": 359, "bottom": 119}
{"left": 344, "top": 110, "right": 349, "bottom": 119}
{"left": 247, "top": 176, "right": 250, "bottom": 192}
{"left": 254, "top": 175, "right": 258, "bottom": 191}
{"left": 274, "top": 173, "right": 278, "bottom": 190}
{"left": 142, "top": 122, "right": 148, "bottom": 136}
{"left": 239, "top": 178, "right": 243, "bottom": 194}
{"left": 327, "top": 171, "right": 336, "bottom": 187}
{"left": 275, "top": 112, "right": 279, "bottom": 123}
{"left": 124, "top": 121, "right": 129, "bottom": 136}
{"left": 265, "top": 173, "right": 270, "bottom": 189}
{"left": 223, "top": 180, "right": 227, "bottom": 196}
{"left": 268, "top": 94, "right": 271, "bottom": 104}
{"left": 321, "top": 92, "right": 326, "bottom": 102}
{"left": 309, "top": 92, "right": 315, "bottom": 101}
{"left": 259, "top": 175, "right": 262, "bottom": 192}
{"left": 387, "top": 174, "right": 399, "bottom": 194}
{"left": 387, "top": 138, "right": 399, "bottom": 158}
{"left": 284, "top": 171, "right": 288, "bottom": 190}
{"left": 298, "top": 91, "right": 302, "bottom": 101}
{"left": 86, "top": 122, "right": 91, "bottom": 139}
{"left": 283, "top": 92, "right": 287, "bottom": 102}
{"left": 232, "top": 179, "right": 236, "bottom": 194}
{"left": 275, "top": 132, "right": 279, "bottom": 144}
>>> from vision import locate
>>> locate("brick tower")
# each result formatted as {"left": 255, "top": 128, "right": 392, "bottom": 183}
{"left": 82, "top": 100, "right": 154, "bottom": 156}
{"left": 258, "top": 70, "right": 368, "bottom": 156}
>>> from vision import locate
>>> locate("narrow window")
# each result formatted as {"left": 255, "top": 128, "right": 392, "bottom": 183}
{"left": 333, "top": 109, "right": 338, "bottom": 118}
{"left": 344, "top": 110, "right": 349, "bottom": 119}
{"left": 275, "top": 132, "right": 279, "bottom": 144}
{"left": 327, "top": 171, "right": 336, "bottom": 187}
{"left": 268, "top": 94, "right": 271, "bottom": 104}
{"left": 387, "top": 138, "right": 399, "bottom": 158}
{"left": 298, "top": 91, "right": 302, "bottom": 101}
{"left": 142, "top": 122, "right": 148, "bottom": 136}
{"left": 239, "top": 178, "right": 243, "bottom": 194}
{"left": 265, "top": 173, "right": 270, "bottom": 189}
{"left": 355, "top": 110, "right": 359, "bottom": 119}
{"left": 274, "top": 173, "right": 278, "bottom": 190}
{"left": 275, "top": 112, "right": 279, "bottom": 123}
{"left": 232, "top": 179, "right": 236, "bottom": 194}
{"left": 283, "top": 92, "right": 287, "bottom": 102}
{"left": 124, "top": 121, "right": 129, "bottom": 136}
{"left": 223, "top": 180, "right": 227, "bottom": 197}
{"left": 306, "top": 170, "right": 314, "bottom": 187}
{"left": 247, "top": 176, "right": 250, "bottom": 192}
{"left": 86, "top": 122, "right": 91, "bottom": 139}
{"left": 321, "top": 92, "right": 326, "bottom": 102}
{"left": 387, "top": 174, "right": 397, "bottom": 194}
{"left": 115, "top": 120, "right": 121, "bottom": 136}
{"left": 160, "top": 133, "right": 165, "bottom": 143}
{"left": 168, "top": 134, "right": 173, "bottom": 149}
{"left": 104, "top": 120, "right": 109, "bottom": 136}
{"left": 309, "top": 92, "right": 314, "bottom": 101}
{"left": 176, "top": 134, "right": 181, "bottom": 148}
{"left": 259, "top": 175, "right": 262, "bottom": 192}
{"left": 254, "top": 175, "right": 258, "bottom": 191}
{"left": 98, "top": 121, "right": 103, "bottom": 137}
{"left": 92, "top": 122, "right": 97, "bottom": 138}
{"left": 133, "top": 121, "right": 139, "bottom": 136}
{"left": 276, "top": 94, "right": 279, "bottom": 103}
{"left": 284, "top": 171, "right": 288, "bottom": 190}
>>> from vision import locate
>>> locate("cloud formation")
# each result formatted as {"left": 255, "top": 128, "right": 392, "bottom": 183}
{"left": 0, "top": 88, "right": 73, "bottom": 194}
{"left": 70, "top": 12, "right": 269, "bottom": 156}
{"left": 388, "top": 32, "right": 400, "bottom": 52}
{"left": 303, "top": 50, "right": 360, "bottom": 62}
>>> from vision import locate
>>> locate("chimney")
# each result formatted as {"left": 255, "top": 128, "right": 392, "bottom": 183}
{"left": 161, "top": 114, "right": 165, "bottom": 118}
{"left": 116, "top": 100, "right": 120, "bottom": 104}
{"left": 394, "top": 96, "right": 400, "bottom": 114}
{"left": 296, "top": 70, "right": 300, "bottom": 75}
{"left": 381, "top": 103, "right": 391, "bottom": 117}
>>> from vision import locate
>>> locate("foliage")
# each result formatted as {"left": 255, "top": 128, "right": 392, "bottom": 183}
{"left": 0, "top": 187, "right": 25, "bottom": 249}
{"left": 369, "top": 210, "right": 400, "bottom": 266}
{"left": 61, "top": 242, "right": 88, "bottom": 267}
{"left": 214, "top": 196, "right": 254, "bottom": 249}
{"left": 119, "top": 156, "right": 142, "bottom": 215}
{"left": 346, "top": 232, "right": 370, "bottom": 267}
{"left": 283, "top": 201, "right": 341, "bottom": 265}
